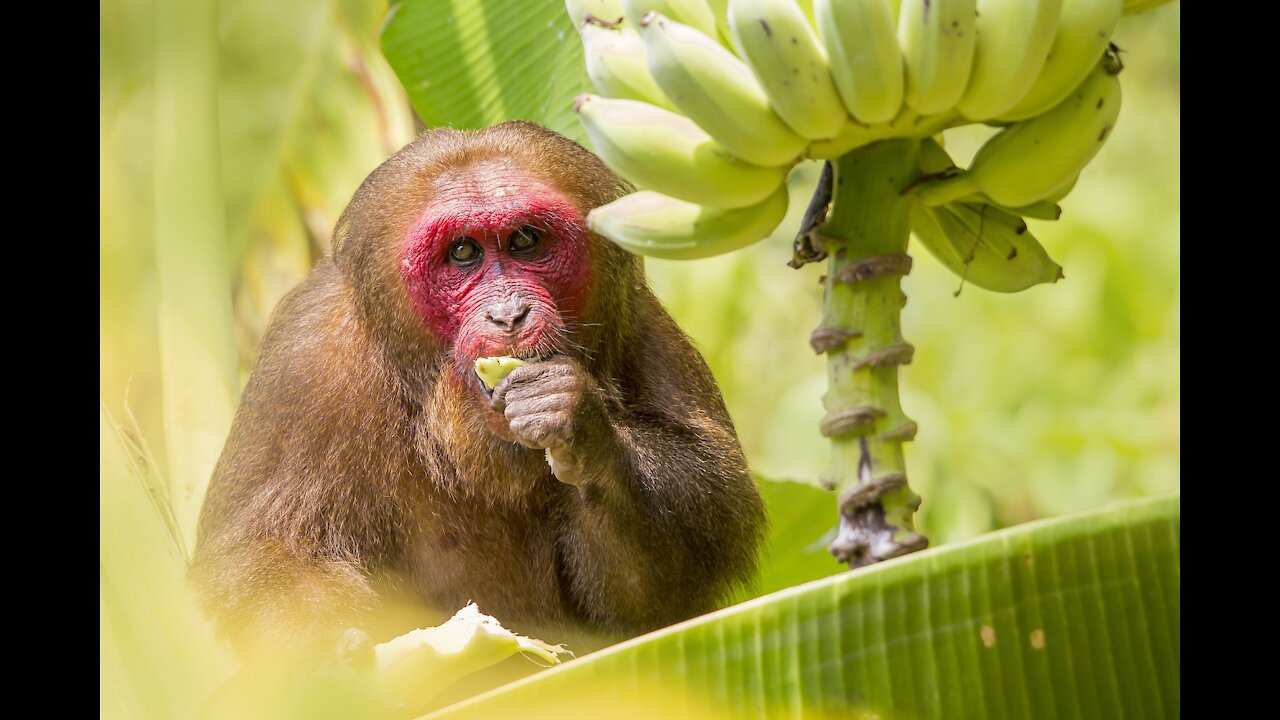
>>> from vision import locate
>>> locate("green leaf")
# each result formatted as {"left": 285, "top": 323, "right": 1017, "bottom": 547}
{"left": 426, "top": 494, "right": 1179, "bottom": 718}
{"left": 381, "top": 0, "right": 591, "bottom": 142}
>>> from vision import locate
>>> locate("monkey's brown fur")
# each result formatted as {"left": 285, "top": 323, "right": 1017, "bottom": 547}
{"left": 190, "top": 122, "right": 766, "bottom": 664}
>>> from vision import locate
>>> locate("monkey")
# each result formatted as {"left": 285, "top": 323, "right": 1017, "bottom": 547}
{"left": 189, "top": 121, "right": 767, "bottom": 672}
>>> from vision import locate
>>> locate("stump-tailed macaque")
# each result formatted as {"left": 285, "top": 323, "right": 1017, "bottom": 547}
{"left": 190, "top": 121, "right": 767, "bottom": 668}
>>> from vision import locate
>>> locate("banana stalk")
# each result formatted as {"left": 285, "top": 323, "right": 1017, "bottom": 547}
{"left": 814, "top": 139, "right": 927, "bottom": 567}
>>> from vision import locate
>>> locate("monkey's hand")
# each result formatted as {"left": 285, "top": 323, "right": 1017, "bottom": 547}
{"left": 489, "top": 356, "right": 611, "bottom": 484}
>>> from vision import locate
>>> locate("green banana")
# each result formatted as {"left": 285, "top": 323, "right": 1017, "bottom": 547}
{"left": 587, "top": 185, "right": 790, "bottom": 259}
{"left": 911, "top": 202, "right": 1063, "bottom": 293}
{"left": 913, "top": 55, "right": 1121, "bottom": 208}
{"left": 957, "top": 0, "right": 1064, "bottom": 120}
{"left": 580, "top": 22, "right": 675, "bottom": 111}
{"left": 1122, "top": 0, "right": 1174, "bottom": 14}
{"left": 897, "top": 0, "right": 978, "bottom": 115}
{"left": 918, "top": 138, "right": 1061, "bottom": 220}
{"left": 565, "top": 0, "right": 626, "bottom": 25}
{"left": 814, "top": 0, "right": 904, "bottom": 124}
{"left": 624, "top": 0, "right": 720, "bottom": 38}
{"left": 638, "top": 13, "right": 805, "bottom": 167}
{"left": 998, "top": 0, "right": 1120, "bottom": 121}
{"left": 575, "top": 94, "right": 789, "bottom": 208}
{"left": 728, "top": 0, "right": 849, "bottom": 140}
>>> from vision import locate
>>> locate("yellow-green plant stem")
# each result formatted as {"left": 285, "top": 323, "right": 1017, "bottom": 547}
{"left": 816, "top": 139, "right": 927, "bottom": 567}
{"left": 154, "top": 0, "right": 238, "bottom": 556}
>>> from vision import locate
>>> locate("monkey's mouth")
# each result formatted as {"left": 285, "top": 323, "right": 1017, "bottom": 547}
{"left": 471, "top": 351, "right": 556, "bottom": 400}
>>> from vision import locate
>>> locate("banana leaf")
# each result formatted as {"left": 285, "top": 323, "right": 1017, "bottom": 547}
{"left": 425, "top": 493, "right": 1179, "bottom": 718}
{"left": 382, "top": 0, "right": 591, "bottom": 142}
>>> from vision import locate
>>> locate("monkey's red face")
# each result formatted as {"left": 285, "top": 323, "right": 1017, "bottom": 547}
{"left": 399, "top": 163, "right": 593, "bottom": 381}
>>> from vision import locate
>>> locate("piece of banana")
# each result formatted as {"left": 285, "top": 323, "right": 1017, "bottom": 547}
{"left": 475, "top": 357, "right": 526, "bottom": 391}
{"left": 587, "top": 185, "right": 789, "bottom": 259}
{"left": 728, "top": 0, "right": 848, "bottom": 140}
{"left": 575, "top": 94, "right": 789, "bottom": 208}
{"left": 814, "top": 0, "right": 904, "bottom": 124}
{"left": 956, "top": 0, "right": 1064, "bottom": 120}
{"left": 898, "top": 0, "right": 978, "bottom": 115}
{"left": 639, "top": 13, "right": 805, "bottom": 167}
{"left": 911, "top": 202, "right": 1064, "bottom": 293}
{"left": 624, "top": 0, "right": 720, "bottom": 38}
{"left": 913, "top": 55, "right": 1121, "bottom": 208}
{"left": 998, "top": 0, "right": 1119, "bottom": 121}
{"left": 565, "top": 0, "right": 626, "bottom": 25}
{"left": 580, "top": 22, "right": 676, "bottom": 111}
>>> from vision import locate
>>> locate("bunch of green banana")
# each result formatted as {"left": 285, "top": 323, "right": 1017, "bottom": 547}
{"left": 911, "top": 201, "right": 1064, "bottom": 293}
{"left": 578, "top": 20, "right": 676, "bottom": 111}
{"left": 587, "top": 185, "right": 790, "bottom": 259}
{"left": 563, "top": 0, "right": 1168, "bottom": 260}
{"left": 574, "top": 94, "right": 789, "bottom": 208}
{"left": 913, "top": 53, "right": 1122, "bottom": 209}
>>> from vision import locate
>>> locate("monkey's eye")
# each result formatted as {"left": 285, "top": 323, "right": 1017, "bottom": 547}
{"left": 448, "top": 238, "right": 483, "bottom": 266}
{"left": 508, "top": 226, "right": 541, "bottom": 253}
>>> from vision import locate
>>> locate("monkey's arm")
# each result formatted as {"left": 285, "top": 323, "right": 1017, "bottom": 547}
{"left": 190, "top": 264, "right": 410, "bottom": 663}
{"left": 495, "top": 288, "right": 766, "bottom": 634}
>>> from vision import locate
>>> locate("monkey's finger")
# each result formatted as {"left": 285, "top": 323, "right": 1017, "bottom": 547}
{"left": 509, "top": 412, "right": 573, "bottom": 449}
{"left": 493, "top": 357, "right": 585, "bottom": 411}
{"left": 502, "top": 376, "right": 581, "bottom": 406}
{"left": 504, "top": 392, "right": 579, "bottom": 420}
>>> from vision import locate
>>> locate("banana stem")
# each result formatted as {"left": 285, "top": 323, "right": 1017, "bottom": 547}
{"left": 815, "top": 139, "right": 928, "bottom": 568}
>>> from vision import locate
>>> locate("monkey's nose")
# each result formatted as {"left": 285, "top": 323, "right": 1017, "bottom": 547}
{"left": 484, "top": 300, "right": 531, "bottom": 333}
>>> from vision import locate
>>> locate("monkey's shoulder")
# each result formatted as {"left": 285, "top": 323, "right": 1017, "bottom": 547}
{"left": 230, "top": 262, "right": 402, "bottom": 445}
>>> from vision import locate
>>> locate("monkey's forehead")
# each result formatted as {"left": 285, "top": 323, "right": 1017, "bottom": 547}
{"left": 422, "top": 159, "right": 577, "bottom": 205}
